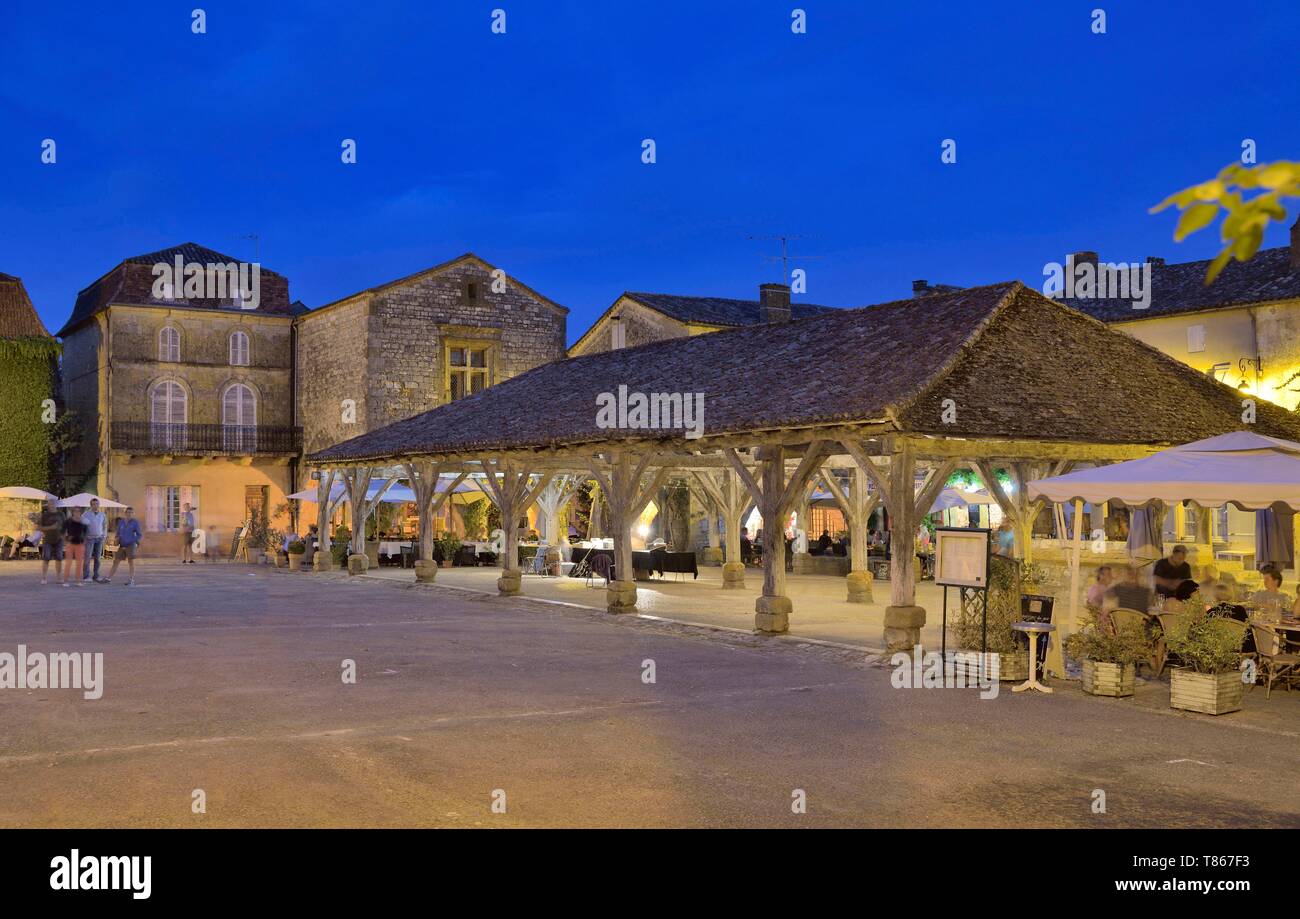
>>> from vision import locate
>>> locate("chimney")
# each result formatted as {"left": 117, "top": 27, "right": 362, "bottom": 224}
{"left": 759, "top": 283, "right": 791, "bottom": 323}
{"left": 1072, "top": 251, "right": 1099, "bottom": 268}
{"left": 1291, "top": 217, "right": 1300, "bottom": 270}
{"left": 912, "top": 280, "right": 930, "bottom": 296}
{"left": 1147, "top": 256, "right": 1165, "bottom": 268}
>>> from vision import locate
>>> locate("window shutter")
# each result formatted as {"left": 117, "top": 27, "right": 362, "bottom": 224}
{"left": 145, "top": 486, "right": 162, "bottom": 532}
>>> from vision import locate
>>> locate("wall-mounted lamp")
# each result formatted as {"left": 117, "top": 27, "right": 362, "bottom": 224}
{"left": 1238, "top": 357, "right": 1263, "bottom": 391}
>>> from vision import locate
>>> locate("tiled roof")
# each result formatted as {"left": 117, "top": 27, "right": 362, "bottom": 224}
{"left": 625, "top": 292, "right": 837, "bottom": 326}
{"left": 0, "top": 273, "right": 51, "bottom": 338}
{"left": 57, "top": 242, "right": 292, "bottom": 337}
{"left": 310, "top": 281, "right": 1300, "bottom": 464}
{"left": 1065, "top": 245, "right": 1300, "bottom": 323}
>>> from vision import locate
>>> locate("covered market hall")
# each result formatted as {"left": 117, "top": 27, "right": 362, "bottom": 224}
{"left": 306, "top": 281, "right": 1300, "bottom": 654}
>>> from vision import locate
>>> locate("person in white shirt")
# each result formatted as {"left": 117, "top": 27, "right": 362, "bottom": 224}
{"left": 81, "top": 498, "right": 109, "bottom": 582}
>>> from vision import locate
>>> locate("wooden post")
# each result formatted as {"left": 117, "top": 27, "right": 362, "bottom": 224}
{"left": 817, "top": 466, "right": 879, "bottom": 602}
{"left": 588, "top": 452, "right": 668, "bottom": 613}
{"left": 1048, "top": 498, "right": 1084, "bottom": 679}
{"left": 692, "top": 469, "right": 751, "bottom": 587}
{"left": 479, "top": 458, "right": 547, "bottom": 596}
{"left": 402, "top": 461, "right": 468, "bottom": 582}
{"left": 312, "top": 468, "right": 336, "bottom": 571}
{"left": 726, "top": 441, "right": 827, "bottom": 632}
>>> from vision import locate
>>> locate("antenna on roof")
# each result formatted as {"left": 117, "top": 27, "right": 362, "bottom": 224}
{"left": 239, "top": 233, "right": 260, "bottom": 263}
{"left": 747, "top": 234, "right": 822, "bottom": 286}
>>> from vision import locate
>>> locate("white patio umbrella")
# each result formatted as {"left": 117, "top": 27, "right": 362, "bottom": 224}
{"left": 0, "top": 486, "right": 58, "bottom": 501}
{"left": 1029, "top": 430, "right": 1300, "bottom": 678}
{"left": 929, "top": 487, "right": 996, "bottom": 514}
{"left": 57, "top": 492, "right": 126, "bottom": 508}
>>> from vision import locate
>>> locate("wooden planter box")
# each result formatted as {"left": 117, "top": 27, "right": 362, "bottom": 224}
{"left": 287, "top": 554, "right": 303, "bottom": 571}
{"left": 952, "top": 649, "right": 1029, "bottom": 683}
{"left": 1082, "top": 660, "right": 1136, "bottom": 697}
{"left": 1170, "top": 668, "right": 1243, "bottom": 715}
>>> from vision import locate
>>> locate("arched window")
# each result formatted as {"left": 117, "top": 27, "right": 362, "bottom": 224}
{"left": 149, "top": 380, "right": 187, "bottom": 449}
{"left": 222, "top": 383, "right": 257, "bottom": 452}
{"left": 229, "top": 330, "right": 250, "bottom": 366}
{"left": 158, "top": 327, "right": 181, "bottom": 362}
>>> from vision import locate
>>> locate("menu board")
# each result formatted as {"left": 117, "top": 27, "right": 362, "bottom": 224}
{"left": 934, "top": 527, "right": 990, "bottom": 588}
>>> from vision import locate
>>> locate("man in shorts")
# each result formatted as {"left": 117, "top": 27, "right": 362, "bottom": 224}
{"left": 104, "top": 506, "right": 143, "bottom": 586}
{"left": 37, "top": 497, "right": 65, "bottom": 585}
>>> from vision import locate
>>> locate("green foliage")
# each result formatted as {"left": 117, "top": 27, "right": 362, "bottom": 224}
{"left": 0, "top": 339, "right": 57, "bottom": 491}
{"left": 1163, "top": 603, "right": 1244, "bottom": 674}
{"left": 486, "top": 500, "right": 502, "bottom": 535}
{"left": 955, "top": 555, "right": 1022, "bottom": 654}
{"left": 331, "top": 525, "right": 352, "bottom": 564}
{"left": 461, "top": 498, "right": 487, "bottom": 540}
{"left": 437, "top": 531, "right": 463, "bottom": 561}
{"left": 287, "top": 540, "right": 307, "bottom": 555}
{"left": 1065, "top": 609, "right": 1154, "bottom": 665}
{"left": 1151, "top": 160, "right": 1300, "bottom": 283}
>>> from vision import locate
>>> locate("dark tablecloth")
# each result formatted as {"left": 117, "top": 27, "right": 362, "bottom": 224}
{"left": 568, "top": 547, "right": 698, "bottom": 579}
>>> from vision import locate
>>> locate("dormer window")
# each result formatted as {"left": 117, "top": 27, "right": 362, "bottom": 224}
{"left": 610, "top": 314, "right": 626, "bottom": 350}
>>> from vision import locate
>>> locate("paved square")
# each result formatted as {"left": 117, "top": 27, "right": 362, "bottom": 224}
{"left": 1, "top": 560, "right": 1298, "bottom": 828}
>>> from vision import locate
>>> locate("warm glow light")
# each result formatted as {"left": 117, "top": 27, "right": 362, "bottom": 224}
{"left": 637, "top": 524, "right": 649, "bottom": 539}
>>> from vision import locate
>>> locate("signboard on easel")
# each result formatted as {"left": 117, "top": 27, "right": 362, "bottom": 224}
{"left": 228, "top": 520, "right": 250, "bottom": 563}
{"left": 935, "top": 527, "right": 990, "bottom": 588}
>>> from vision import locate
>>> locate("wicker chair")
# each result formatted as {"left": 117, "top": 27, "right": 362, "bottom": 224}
{"left": 1249, "top": 623, "right": 1299, "bottom": 698}
{"left": 1153, "top": 611, "right": 1186, "bottom": 677}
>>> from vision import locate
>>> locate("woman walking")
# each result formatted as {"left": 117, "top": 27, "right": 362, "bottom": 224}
{"left": 61, "top": 508, "right": 88, "bottom": 587}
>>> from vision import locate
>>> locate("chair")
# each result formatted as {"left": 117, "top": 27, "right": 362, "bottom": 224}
{"left": 1110, "top": 608, "right": 1157, "bottom": 673}
{"left": 529, "top": 544, "right": 550, "bottom": 576}
{"left": 399, "top": 545, "right": 416, "bottom": 569}
{"left": 1249, "top": 624, "right": 1299, "bottom": 698}
{"left": 588, "top": 552, "right": 614, "bottom": 587}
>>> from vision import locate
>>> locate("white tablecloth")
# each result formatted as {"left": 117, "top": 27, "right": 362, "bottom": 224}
{"left": 378, "top": 541, "right": 413, "bottom": 557}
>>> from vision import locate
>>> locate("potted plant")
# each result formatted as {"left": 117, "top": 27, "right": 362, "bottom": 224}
{"left": 437, "top": 532, "right": 463, "bottom": 568}
{"left": 331, "top": 526, "right": 352, "bottom": 568}
{"left": 953, "top": 556, "right": 1030, "bottom": 682}
{"left": 265, "top": 529, "right": 285, "bottom": 567}
{"left": 1065, "top": 609, "right": 1153, "bottom": 697}
{"left": 287, "top": 539, "right": 306, "bottom": 571}
{"left": 1163, "top": 602, "right": 1246, "bottom": 715}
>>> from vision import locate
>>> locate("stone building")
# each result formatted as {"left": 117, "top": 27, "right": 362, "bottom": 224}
{"left": 58, "top": 243, "right": 302, "bottom": 557}
{"left": 297, "top": 253, "right": 567, "bottom": 456}
{"left": 568, "top": 283, "right": 836, "bottom": 356}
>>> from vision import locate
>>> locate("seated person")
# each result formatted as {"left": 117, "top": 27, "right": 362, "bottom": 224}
{"left": 1250, "top": 568, "right": 1288, "bottom": 610}
{"left": 1207, "top": 582, "right": 1248, "bottom": 622}
{"left": 817, "top": 529, "right": 833, "bottom": 553}
{"left": 740, "top": 527, "right": 754, "bottom": 565}
{"left": 1152, "top": 545, "right": 1198, "bottom": 600}
{"left": 1107, "top": 563, "right": 1153, "bottom": 612}
{"left": 1085, "top": 565, "right": 1114, "bottom": 608}
{"left": 1293, "top": 585, "right": 1300, "bottom": 619}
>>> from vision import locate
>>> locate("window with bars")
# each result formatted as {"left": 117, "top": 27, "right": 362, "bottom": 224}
{"left": 222, "top": 383, "right": 257, "bottom": 452}
{"left": 149, "top": 380, "right": 187, "bottom": 450}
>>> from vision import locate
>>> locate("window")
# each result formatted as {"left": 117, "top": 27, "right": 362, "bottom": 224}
{"left": 159, "top": 326, "right": 181, "bottom": 362}
{"left": 222, "top": 383, "right": 257, "bottom": 452}
{"left": 150, "top": 380, "right": 187, "bottom": 449}
{"left": 610, "top": 314, "right": 626, "bottom": 350}
{"left": 1187, "top": 324, "right": 1206, "bottom": 354}
{"left": 464, "top": 280, "right": 480, "bottom": 302}
{"left": 446, "top": 344, "right": 491, "bottom": 400}
{"left": 145, "top": 485, "right": 199, "bottom": 532}
{"left": 229, "top": 330, "right": 250, "bottom": 366}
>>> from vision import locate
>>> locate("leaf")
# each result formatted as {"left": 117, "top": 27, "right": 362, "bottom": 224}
{"left": 1257, "top": 161, "right": 1300, "bottom": 190}
{"left": 1174, "top": 202, "right": 1219, "bottom": 241}
{"left": 1204, "top": 248, "right": 1233, "bottom": 285}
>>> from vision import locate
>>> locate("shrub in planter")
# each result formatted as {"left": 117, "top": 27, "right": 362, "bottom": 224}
{"left": 331, "top": 527, "right": 352, "bottom": 568}
{"left": 1163, "top": 604, "right": 1246, "bottom": 715}
{"left": 1064, "top": 610, "right": 1152, "bottom": 698}
{"left": 437, "top": 533, "right": 463, "bottom": 568}
{"left": 287, "top": 540, "right": 306, "bottom": 571}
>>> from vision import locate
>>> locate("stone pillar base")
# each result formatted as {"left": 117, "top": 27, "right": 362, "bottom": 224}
{"left": 883, "top": 604, "right": 926, "bottom": 653}
{"left": 700, "top": 547, "right": 724, "bottom": 566}
{"left": 791, "top": 552, "right": 812, "bottom": 574}
{"left": 721, "top": 561, "right": 746, "bottom": 589}
{"left": 497, "top": 570, "right": 522, "bottom": 596}
{"left": 846, "top": 570, "right": 873, "bottom": 604}
{"left": 606, "top": 580, "right": 638, "bottom": 614}
{"left": 755, "top": 595, "right": 792, "bottom": 633}
{"left": 414, "top": 559, "right": 438, "bottom": 583}
{"left": 313, "top": 551, "right": 333, "bottom": 572}
{"left": 347, "top": 553, "right": 369, "bottom": 576}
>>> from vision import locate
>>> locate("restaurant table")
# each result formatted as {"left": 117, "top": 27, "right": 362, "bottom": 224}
{"left": 377, "top": 540, "right": 413, "bottom": 558}
{"left": 1272, "top": 618, "right": 1300, "bottom": 651}
{"left": 1011, "top": 621, "right": 1056, "bottom": 694}
{"left": 1216, "top": 549, "right": 1256, "bottom": 570}
{"left": 568, "top": 548, "right": 661, "bottom": 578}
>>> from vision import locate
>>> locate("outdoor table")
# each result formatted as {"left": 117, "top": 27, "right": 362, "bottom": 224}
{"left": 1010, "top": 621, "right": 1056, "bottom": 694}
{"left": 1274, "top": 618, "right": 1300, "bottom": 651}
{"left": 1216, "top": 549, "right": 1256, "bottom": 570}
{"left": 377, "top": 540, "right": 412, "bottom": 557}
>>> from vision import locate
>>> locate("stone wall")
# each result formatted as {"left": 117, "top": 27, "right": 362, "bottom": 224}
{"left": 570, "top": 297, "right": 690, "bottom": 356}
{"left": 296, "top": 297, "right": 370, "bottom": 455}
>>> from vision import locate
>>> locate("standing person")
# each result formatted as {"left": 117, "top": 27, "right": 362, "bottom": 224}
{"left": 104, "top": 506, "right": 143, "bottom": 586}
{"left": 82, "top": 497, "right": 108, "bottom": 583}
{"left": 37, "top": 498, "right": 64, "bottom": 585}
{"left": 61, "top": 508, "right": 88, "bottom": 587}
{"left": 180, "top": 502, "right": 196, "bottom": 564}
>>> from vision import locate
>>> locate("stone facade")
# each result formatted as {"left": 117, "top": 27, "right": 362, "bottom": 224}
{"left": 297, "top": 255, "right": 567, "bottom": 454}
{"left": 568, "top": 296, "right": 702, "bottom": 357}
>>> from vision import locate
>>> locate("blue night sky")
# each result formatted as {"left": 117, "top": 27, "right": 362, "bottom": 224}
{"left": 3, "top": 1, "right": 1298, "bottom": 343}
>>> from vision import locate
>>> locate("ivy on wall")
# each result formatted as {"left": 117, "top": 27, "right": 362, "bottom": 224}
{"left": 0, "top": 338, "right": 59, "bottom": 491}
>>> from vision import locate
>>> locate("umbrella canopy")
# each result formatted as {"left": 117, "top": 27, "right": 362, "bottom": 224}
{"left": 0, "top": 486, "right": 58, "bottom": 501}
{"left": 929, "top": 487, "right": 997, "bottom": 514}
{"left": 288, "top": 476, "right": 477, "bottom": 504}
{"left": 1028, "top": 431, "right": 1300, "bottom": 511}
{"left": 57, "top": 492, "right": 126, "bottom": 508}
{"left": 1126, "top": 505, "right": 1164, "bottom": 561}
